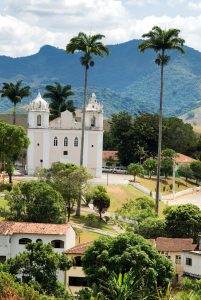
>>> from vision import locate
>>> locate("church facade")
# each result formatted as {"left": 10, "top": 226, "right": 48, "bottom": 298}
{"left": 27, "top": 93, "right": 103, "bottom": 177}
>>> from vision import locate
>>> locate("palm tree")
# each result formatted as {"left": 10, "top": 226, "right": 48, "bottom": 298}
{"left": 0, "top": 80, "right": 31, "bottom": 125}
{"left": 66, "top": 32, "right": 110, "bottom": 167}
{"left": 43, "top": 82, "right": 75, "bottom": 120}
{"left": 138, "top": 26, "right": 185, "bottom": 215}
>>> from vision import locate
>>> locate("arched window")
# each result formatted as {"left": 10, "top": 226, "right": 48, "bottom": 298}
{"left": 19, "top": 238, "right": 32, "bottom": 245}
{"left": 54, "top": 136, "right": 58, "bottom": 146}
{"left": 91, "top": 116, "right": 96, "bottom": 127}
{"left": 51, "top": 240, "right": 64, "bottom": 249}
{"left": 37, "top": 115, "right": 41, "bottom": 126}
{"left": 36, "top": 239, "right": 42, "bottom": 243}
{"left": 74, "top": 137, "right": 78, "bottom": 147}
{"left": 64, "top": 137, "right": 68, "bottom": 147}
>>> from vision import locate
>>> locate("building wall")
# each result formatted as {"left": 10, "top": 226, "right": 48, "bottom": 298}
{"left": 182, "top": 252, "right": 201, "bottom": 278}
{"left": 160, "top": 251, "right": 183, "bottom": 278}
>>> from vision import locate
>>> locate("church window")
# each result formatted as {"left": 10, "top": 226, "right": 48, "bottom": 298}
{"left": 63, "top": 151, "right": 68, "bottom": 156}
{"left": 64, "top": 137, "right": 68, "bottom": 146}
{"left": 91, "top": 116, "right": 96, "bottom": 127}
{"left": 74, "top": 137, "right": 78, "bottom": 147}
{"left": 54, "top": 137, "right": 58, "bottom": 146}
{"left": 19, "top": 238, "right": 32, "bottom": 245}
{"left": 37, "top": 115, "right": 41, "bottom": 126}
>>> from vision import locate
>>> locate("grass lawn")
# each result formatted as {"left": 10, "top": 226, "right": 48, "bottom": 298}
{"left": 0, "top": 197, "right": 8, "bottom": 209}
{"left": 74, "top": 228, "right": 102, "bottom": 244}
{"left": 135, "top": 176, "right": 196, "bottom": 195}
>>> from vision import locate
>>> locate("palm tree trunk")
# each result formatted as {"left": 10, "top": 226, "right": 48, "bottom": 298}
{"left": 13, "top": 103, "right": 16, "bottom": 125}
{"left": 76, "top": 66, "right": 88, "bottom": 217}
{"left": 155, "top": 59, "right": 164, "bottom": 216}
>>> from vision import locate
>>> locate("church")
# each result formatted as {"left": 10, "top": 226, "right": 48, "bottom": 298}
{"left": 27, "top": 92, "right": 103, "bottom": 177}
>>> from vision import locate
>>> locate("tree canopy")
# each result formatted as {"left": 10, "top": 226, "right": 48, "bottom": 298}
{"left": 92, "top": 185, "right": 110, "bottom": 220}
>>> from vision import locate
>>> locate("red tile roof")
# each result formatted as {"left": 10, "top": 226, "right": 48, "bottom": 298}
{"left": 102, "top": 151, "right": 118, "bottom": 161}
{"left": 150, "top": 237, "right": 197, "bottom": 252}
{"left": 175, "top": 153, "right": 197, "bottom": 164}
{"left": 65, "top": 242, "right": 92, "bottom": 255}
{"left": 0, "top": 221, "right": 71, "bottom": 235}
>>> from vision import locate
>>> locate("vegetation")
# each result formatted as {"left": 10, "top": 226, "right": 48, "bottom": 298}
{"left": 143, "top": 158, "right": 157, "bottom": 179}
{"left": 43, "top": 82, "right": 75, "bottom": 120}
{"left": 127, "top": 163, "right": 144, "bottom": 182}
{"left": 138, "top": 26, "right": 185, "bottom": 215}
{"left": 0, "top": 80, "right": 31, "bottom": 124}
{"left": 92, "top": 186, "right": 110, "bottom": 220}
{"left": 5, "top": 181, "right": 65, "bottom": 223}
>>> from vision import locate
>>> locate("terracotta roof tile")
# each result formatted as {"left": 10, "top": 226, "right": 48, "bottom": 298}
{"left": 0, "top": 221, "right": 71, "bottom": 235}
{"left": 102, "top": 151, "right": 118, "bottom": 161}
{"left": 175, "top": 153, "right": 197, "bottom": 164}
{"left": 65, "top": 242, "right": 92, "bottom": 255}
{"left": 152, "top": 237, "right": 197, "bottom": 252}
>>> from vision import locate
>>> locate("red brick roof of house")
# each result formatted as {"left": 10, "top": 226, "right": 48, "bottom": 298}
{"left": 149, "top": 237, "right": 197, "bottom": 252}
{"left": 65, "top": 242, "right": 93, "bottom": 255}
{"left": 102, "top": 151, "right": 118, "bottom": 161}
{"left": 0, "top": 221, "right": 72, "bottom": 236}
{"left": 175, "top": 153, "right": 197, "bottom": 164}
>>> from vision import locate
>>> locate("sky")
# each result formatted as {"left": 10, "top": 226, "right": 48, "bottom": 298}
{"left": 1, "top": 0, "right": 201, "bottom": 57}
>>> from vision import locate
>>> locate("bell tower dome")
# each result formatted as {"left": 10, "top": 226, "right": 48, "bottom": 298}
{"left": 85, "top": 93, "right": 103, "bottom": 129}
{"left": 28, "top": 92, "right": 49, "bottom": 128}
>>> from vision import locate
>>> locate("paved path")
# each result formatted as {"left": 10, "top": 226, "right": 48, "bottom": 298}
{"left": 165, "top": 190, "right": 201, "bottom": 209}
{"left": 71, "top": 222, "right": 118, "bottom": 237}
{"left": 89, "top": 173, "right": 133, "bottom": 185}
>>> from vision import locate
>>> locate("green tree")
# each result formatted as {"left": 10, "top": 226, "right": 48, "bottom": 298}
{"left": 138, "top": 217, "right": 166, "bottom": 239}
{"left": 178, "top": 164, "right": 194, "bottom": 184}
{"left": 127, "top": 163, "right": 144, "bottom": 182}
{"left": 43, "top": 82, "right": 75, "bottom": 120}
{"left": 0, "top": 122, "right": 29, "bottom": 182}
{"left": 139, "top": 26, "right": 185, "bottom": 216}
{"left": 0, "top": 80, "right": 31, "bottom": 125}
{"left": 82, "top": 233, "right": 174, "bottom": 298}
{"left": 92, "top": 186, "right": 110, "bottom": 220}
{"left": 41, "top": 162, "right": 90, "bottom": 220}
{"left": 5, "top": 242, "right": 72, "bottom": 299}
{"left": 66, "top": 33, "right": 110, "bottom": 168}
{"left": 164, "top": 204, "right": 201, "bottom": 241}
{"left": 143, "top": 158, "right": 157, "bottom": 179}
{"left": 161, "top": 157, "right": 173, "bottom": 178}
{"left": 190, "top": 161, "right": 201, "bottom": 183}
{"left": 5, "top": 181, "right": 65, "bottom": 223}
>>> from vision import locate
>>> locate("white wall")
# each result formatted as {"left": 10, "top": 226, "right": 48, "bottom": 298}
{"left": 182, "top": 252, "right": 201, "bottom": 278}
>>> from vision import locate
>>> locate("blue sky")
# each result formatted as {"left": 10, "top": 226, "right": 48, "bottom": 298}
{"left": 0, "top": 0, "right": 201, "bottom": 56}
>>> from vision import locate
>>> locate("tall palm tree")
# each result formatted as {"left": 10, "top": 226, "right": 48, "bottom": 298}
{"left": 43, "top": 82, "right": 75, "bottom": 120}
{"left": 66, "top": 32, "right": 110, "bottom": 167}
{"left": 138, "top": 26, "right": 185, "bottom": 215}
{"left": 0, "top": 80, "right": 31, "bottom": 125}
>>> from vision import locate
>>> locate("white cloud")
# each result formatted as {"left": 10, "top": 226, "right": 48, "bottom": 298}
{"left": 188, "top": 1, "right": 201, "bottom": 10}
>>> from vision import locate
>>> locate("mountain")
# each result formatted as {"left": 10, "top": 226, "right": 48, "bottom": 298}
{"left": 0, "top": 40, "right": 201, "bottom": 117}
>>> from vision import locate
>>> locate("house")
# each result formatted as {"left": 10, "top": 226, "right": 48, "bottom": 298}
{"left": 182, "top": 236, "right": 201, "bottom": 279}
{"left": 102, "top": 150, "right": 120, "bottom": 168}
{"left": 175, "top": 153, "right": 197, "bottom": 165}
{"left": 0, "top": 221, "right": 76, "bottom": 283}
{"left": 65, "top": 242, "right": 92, "bottom": 295}
{"left": 27, "top": 92, "right": 103, "bottom": 177}
{"left": 149, "top": 237, "right": 197, "bottom": 280}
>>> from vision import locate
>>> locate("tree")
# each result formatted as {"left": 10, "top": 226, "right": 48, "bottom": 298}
{"left": 190, "top": 161, "right": 201, "bottom": 184}
{"left": 138, "top": 217, "right": 166, "bottom": 239}
{"left": 5, "top": 181, "right": 65, "bottom": 223}
{"left": 5, "top": 242, "right": 72, "bottom": 299}
{"left": 161, "top": 157, "right": 173, "bottom": 178}
{"left": 139, "top": 26, "right": 185, "bottom": 216}
{"left": 43, "top": 82, "right": 75, "bottom": 120}
{"left": 92, "top": 186, "right": 110, "bottom": 220}
{"left": 164, "top": 204, "right": 201, "bottom": 241}
{"left": 136, "top": 146, "right": 148, "bottom": 164}
{"left": 66, "top": 32, "right": 110, "bottom": 167}
{"left": 82, "top": 233, "right": 174, "bottom": 298}
{"left": 41, "top": 162, "right": 90, "bottom": 220}
{"left": 0, "top": 81, "right": 31, "bottom": 124}
{"left": 178, "top": 164, "right": 194, "bottom": 184}
{"left": 0, "top": 122, "right": 29, "bottom": 182}
{"left": 127, "top": 163, "right": 144, "bottom": 182}
{"left": 143, "top": 158, "right": 157, "bottom": 179}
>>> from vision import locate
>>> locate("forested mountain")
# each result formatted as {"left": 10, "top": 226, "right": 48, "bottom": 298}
{"left": 0, "top": 39, "right": 201, "bottom": 117}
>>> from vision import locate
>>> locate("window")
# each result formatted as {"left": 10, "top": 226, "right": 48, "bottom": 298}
{"left": 74, "top": 256, "right": 82, "bottom": 267}
{"left": 0, "top": 256, "right": 6, "bottom": 263}
{"left": 19, "top": 238, "right": 32, "bottom": 245}
{"left": 91, "top": 116, "right": 96, "bottom": 127}
{"left": 36, "top": 239, "right": 42, "bottom": 243}
{"left": 175, "top": 255, "right": 181, "bottom": 264}
{"left": 54, "top": 136, "right": 58, "bottom": 146}
{"left": 63, "top": 151, "right": 68, "bottom": 156}
{"left": 186, "top": 258, "right": 192, "bottom": 266}
{"left": 64, "top": 137, "right": 68, "bottom": 147}
{"left": 69, "top": 276, "right": 87, "bottom": 287}
{"left": 51, "top": 240, "right": 64, "bottom": 249}
{"left": 74, "top": 137, "right": 78, "bottom": 147}
{"left": 37, "top": 115, "right": 41, "bottom": 126}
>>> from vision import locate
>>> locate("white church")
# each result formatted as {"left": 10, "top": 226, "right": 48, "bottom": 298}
{"left": 27, "top": 92, "right": 103, "bottom": 177}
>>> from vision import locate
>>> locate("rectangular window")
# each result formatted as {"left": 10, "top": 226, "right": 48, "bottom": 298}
{"left": 175, "top": 255, "right": 181, "bottom": 264}
{"left": 186, "top": 258, "right": 192, "bottom": 266}
{"left": 73, "top": 256, "right": 82, "bottom": 267}
{"left": 0, "top": 256, "right": 6, "bottom": 263}
{"left": 69, "top": 276, "right": 87, "bottom": 287}
{"left": 63, "top": 151, "right": 68, "bottom": 156}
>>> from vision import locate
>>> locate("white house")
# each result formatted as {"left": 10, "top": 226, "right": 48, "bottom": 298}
{"left": 27, "top": 92, "right": 103, "bottom": 177}
{"left": 0, "top": 221, "right": 76, "bottom": 283}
